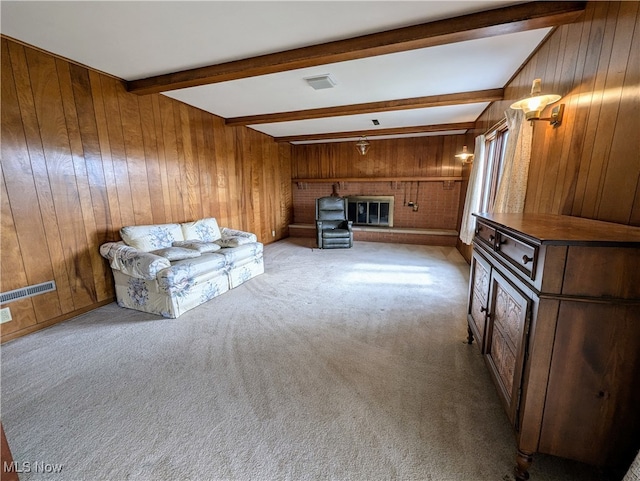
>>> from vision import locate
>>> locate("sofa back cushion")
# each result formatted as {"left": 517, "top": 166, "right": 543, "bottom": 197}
{"left": 181, "top": 218, "right": 222, "bottom": 242}
{"left": 120, "top": 223, "right": 184, "bottom": 251}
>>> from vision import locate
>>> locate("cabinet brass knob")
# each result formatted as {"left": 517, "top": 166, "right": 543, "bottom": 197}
{"left": 480, "top": 306, "right": 488, "bottom": 313}
{"left": 522, "top": 255, "right": 533, "bottom": 265}
{"left": 489, "top": 235, "right": 495, "bottom": 242}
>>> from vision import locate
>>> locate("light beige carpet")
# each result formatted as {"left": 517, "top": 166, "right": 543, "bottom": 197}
{"left": 1, "top": 239, "right": 610, "bottom": 481}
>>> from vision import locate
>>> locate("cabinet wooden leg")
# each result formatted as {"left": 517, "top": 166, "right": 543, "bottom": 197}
{"left": 514, "top": 449, "right": 534, "bottom": 481}
{"left": 466, "top": 325, "right": 474, "bottom": 344}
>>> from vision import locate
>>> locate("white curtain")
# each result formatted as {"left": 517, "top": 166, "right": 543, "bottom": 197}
{"left": 492, "top": 108, "right": 533, "bottom": 213}
{"left": 459, "top": 134, "right": 486, "bottom": 245}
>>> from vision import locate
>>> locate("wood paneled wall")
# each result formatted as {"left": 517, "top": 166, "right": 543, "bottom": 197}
{"left": 290, "top": 135, "right": 474, "bottom": 240}
{"left": 291, "top": 135, "right": 473, "bottom": 180}
{"left": 474, "top": 1, "right": 640, "bottom": 226}
{"left": 0, "top": 37, "right": 292, "bottom": 342}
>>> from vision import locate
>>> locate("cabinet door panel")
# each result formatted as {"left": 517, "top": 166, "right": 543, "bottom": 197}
{"left": 485, "top": 269, "right": 531, "bottom": 427}
{"left": 539, "top": 302, "right": 640, "bottom": 467}
{"left": 468, "top": 251, "right": 491, "bottom": 351}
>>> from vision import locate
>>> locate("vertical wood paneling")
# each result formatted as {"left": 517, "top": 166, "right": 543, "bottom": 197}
{"left": 291, "top": 135, "right": 469, "bottom": 180}
{"left": 625, "top": 14, "right": 640, "bottom": 226}
{"left": 151, "top": 95, "right": 174, "bottom": 223}
{"left": 56, "top": 59, "right": 103, "bottom": 302}
{"left": 101, "top": 76, "right": 136, "bottom": 227}
{"left": 0, "top": 166, "right": 38, "bottom": 333}
{"left": 474, "top": 1, "right": 639, "bottom": 227}
{"left": 117, "top": 83, "right": 154, "bottom": 226}
{"left": 138, "top": 95, "right": 167, "bottom": 224}
{"left": 577, "top": 1, "right": 623, "bottom": 218}
{"left": 1, "top": 37, "right": 292, "bottom": 342}
{"left": 593, "top": 1, "right": 640, "bottom": 224}
{"left": 89, "top": 70, "right": 123, "bottom": 234}
{"left": 69, "top": 65, "right": 114, "bottom": 268}
{"left": 28, "top": 48, "right": 95, "bottom": 310}
{"left": 7, "top": 42, "right": 70, "bottom": 319}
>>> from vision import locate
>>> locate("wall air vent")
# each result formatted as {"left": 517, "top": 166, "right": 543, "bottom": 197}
{"left": 1, "top": 281, "right": 56, "bottom": 304}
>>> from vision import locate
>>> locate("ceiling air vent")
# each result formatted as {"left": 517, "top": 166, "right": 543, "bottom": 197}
{"left": 304, "top": 74, "right": 337, "bottom": 90}
{"left": 1, "top": 281, "right": 57, "bottom": 304}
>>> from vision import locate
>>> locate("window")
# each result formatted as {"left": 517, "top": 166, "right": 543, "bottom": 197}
{"left": 479, "top": 121, "right": 509, "bottom": 213}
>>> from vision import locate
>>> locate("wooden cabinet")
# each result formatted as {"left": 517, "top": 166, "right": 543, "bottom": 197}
{"left": 466, "top": 213, "right": 640, "bottom": 480}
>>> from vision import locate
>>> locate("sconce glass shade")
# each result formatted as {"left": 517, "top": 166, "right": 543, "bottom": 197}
{"left": 455, "top": 145, "right": 473, "bottom": 163}
{"left": 355, "top": 136, "right": 370, "bottom": 155}
{"left": 510, "top": 78, "right": 561, "bottom": 120}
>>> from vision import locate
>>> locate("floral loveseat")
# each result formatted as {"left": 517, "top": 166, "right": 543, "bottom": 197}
{"left": 100, "top": 218, "right": 263, "bottom": 318}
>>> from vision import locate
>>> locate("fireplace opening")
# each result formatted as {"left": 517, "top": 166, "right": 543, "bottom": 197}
{"left": 347, "top": 196, "right": 394, "bottom": 227}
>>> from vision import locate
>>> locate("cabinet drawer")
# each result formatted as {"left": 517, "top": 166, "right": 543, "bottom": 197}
{"left": 475, "top": 222, "right": 497, "bottom": 249}
{"left": 496, "top": 232, "right": 538, "bottom": 279}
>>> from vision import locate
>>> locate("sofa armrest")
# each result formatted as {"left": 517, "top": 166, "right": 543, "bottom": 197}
{"left": 220, "top": 227, "right": 258, "bottom": 243}
{"left": 99, "top": 242, "right": 170, "bottom": 280}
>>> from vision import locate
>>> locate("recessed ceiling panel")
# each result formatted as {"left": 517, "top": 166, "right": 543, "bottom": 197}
{"left": 291, "top": 131, "right": 470, "bottom": 145}
{"left": 0, "top": 1, "right": 521, "bottom": 80}
{"left": 251, "top": 103, "right": 489, "bottom": 138}
{"left": 164, "top": 28, "right": 550, "bottom": 119}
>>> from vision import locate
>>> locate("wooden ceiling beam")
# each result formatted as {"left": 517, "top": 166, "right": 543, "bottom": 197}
{"left": 225, "top": 89, "right": 503, "bottom": 126}
{"left": 273, "top": 122, "right": 475, "bottom": 143}
{"left": 127, "top": 1, "right": 585, "bottom": 95}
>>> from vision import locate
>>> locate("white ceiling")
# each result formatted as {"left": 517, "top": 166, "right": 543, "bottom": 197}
{"left": 0, "top": 1, "right": 553, "bottom": 144}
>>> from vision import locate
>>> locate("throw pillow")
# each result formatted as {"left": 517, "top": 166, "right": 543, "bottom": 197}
{"left": 181, "top": 218, "right": 222, "bottom": 242}
{"left": 121, "top": 224, "right": 184, "bottom": 251}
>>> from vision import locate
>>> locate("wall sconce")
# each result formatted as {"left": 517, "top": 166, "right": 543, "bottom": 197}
{"left": 455, "top": 145, "right": 474, "bottom": 164}
{"left": 355, "top": 136, "right": 370, "bottom": 156}
{"left": 510, "top": 78, "right": 564, "bottom": 127}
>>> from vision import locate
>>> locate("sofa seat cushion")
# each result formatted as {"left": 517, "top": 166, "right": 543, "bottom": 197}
{"left": 150, "top": 247, "right": 201, "bottom": 261}
{"left": 181, "top": 218, "right": 222, "bottom": 242}
{"left": 216, "top": 242, "right": 263, "bottom": 266}
{"left": 172, "top": 240, "right": 221, "bottom": 253}
{"left": 215, "top": 236, "right": 253, "bottom": 248}
{"left": 120, "top": 223, "right": 185, "bottom": 251}
{"left": 322, "top": 228, "right": 351, "bottom": 238}
{"left": 156, "top": 253, "right": 227, "bottom": 296}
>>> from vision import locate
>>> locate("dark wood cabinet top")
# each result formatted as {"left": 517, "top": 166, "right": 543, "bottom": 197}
{"left": 474, "top": 213, "right": 640, "bottom": 245}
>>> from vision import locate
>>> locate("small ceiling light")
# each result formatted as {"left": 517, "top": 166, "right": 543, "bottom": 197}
{"left": 355, "top": 136, "right": 370, "bottom": 156}
{"left": 510, "top": 78, "right": 564, "bottom": 126}
{"left": 304, "top": 74, "right": 337, "bottom": 90}
{"left": 455, "top": 145, "right": 474, "bottom": 163}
